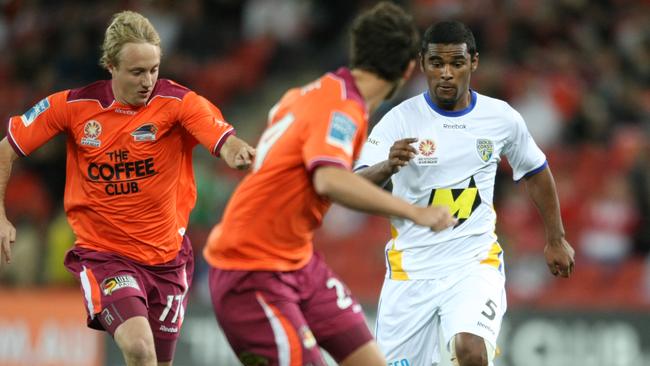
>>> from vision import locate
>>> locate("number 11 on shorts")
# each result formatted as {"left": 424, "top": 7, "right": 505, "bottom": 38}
{"left": 159, "top": 294, "right": 184, "bottom": 323}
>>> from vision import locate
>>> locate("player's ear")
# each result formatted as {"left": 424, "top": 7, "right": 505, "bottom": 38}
{"left": 107, "top": 63, "right": 116, "bottom": 76}
{"left": 471, "top": 52, "right": 479, "bottom": 72}
{"left": 403, "top": 60, "right": 416, "bottom": 81}
{"left": 419, "top": 52, "right": 425, "bottom": 72}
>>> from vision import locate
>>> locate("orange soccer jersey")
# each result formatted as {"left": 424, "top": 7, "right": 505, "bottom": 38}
{"left": 203, "top": 68, "right": 368, "bottom": 271}
{"left": 7, "top": 79, "right": 234, "bottom": 265}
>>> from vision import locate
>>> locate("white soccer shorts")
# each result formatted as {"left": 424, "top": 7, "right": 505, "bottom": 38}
{"left": 376, "top": 264, "right": 506, "bottom": 366}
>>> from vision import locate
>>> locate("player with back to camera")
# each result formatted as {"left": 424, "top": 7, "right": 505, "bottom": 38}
{"left": 355, "top": 20, "right": 575, "bottom": 366}
{"left": 0, "top": 10, "right": 255, "bottom": 366}
{"left": 202, "top": 2, "right": 456, "bottom": 366}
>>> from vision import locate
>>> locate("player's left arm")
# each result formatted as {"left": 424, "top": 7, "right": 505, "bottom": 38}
{"left": 524, "top": 166, "right": 575, "bottom": 278}
{"left": 178, "top": 92, "right": 255, "bottom": 169}
{"left": 220, "top": 135, "right": 255, "bottom": 170}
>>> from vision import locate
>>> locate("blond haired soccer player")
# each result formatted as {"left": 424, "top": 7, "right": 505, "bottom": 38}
{"left": 0, "top": 10, "right": 254, "bottom": 366}
{"left": 203, "top": 3, "right": 456, "bottom": 366}
{"left": 356, "top": 20, "right": 575, "bottom": 366}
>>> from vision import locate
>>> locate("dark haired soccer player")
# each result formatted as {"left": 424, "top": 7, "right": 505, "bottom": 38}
{"left": 203, "top": 3, "right": 456, "bottom": 366}
{"left": 356, "top": 20, "right": 575, "bottom": 366}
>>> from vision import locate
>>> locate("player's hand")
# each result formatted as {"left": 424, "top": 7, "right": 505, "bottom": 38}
{"left": 221, "top": 136, "right": 256, "bottom": 170}
{"left": 544, "top": 238, "right": 575, "bottom": 278}
{"left": 412, "top": 205, "right": 457, "bottom": 232}
{"left": 386, "top": 138, "right": 418, "bottom": 174}
{"left": 0, "top": 217, "right": 16, "bottom": 264}
{"left": 232, "top": 145, "right": 256, "bottom": 170}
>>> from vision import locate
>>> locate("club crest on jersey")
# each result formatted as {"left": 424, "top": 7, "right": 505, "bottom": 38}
{"left": 417, "top": 139, "right": 438, "bottom": 165}
{"left": 326, "top": 111, "right": 357, "bottom": 155}
{"left": 21, "top": 98, "right": 50, "bottom": 127}
{"left": 101, "top": 275, "right": 140, "bottom": 296}
{"left": 476, "top": 139, "right": 494, "bottom": 162}
{"left": 131, "top": 123, "right": 158, "bottom": 141}
{"left": 80, "top": 120, "right": 102, "bottom": 147}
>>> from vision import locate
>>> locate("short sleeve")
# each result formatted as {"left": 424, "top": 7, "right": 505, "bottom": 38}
{"left": 354, "top": 109, "right": 401, "bottom": 171}
{"left": 303, "top": 103, "right": 367, "bottom": 173}
{"left": 178, "top": 92, "right": 235, "bottom": 156}
{"left": 7, "top": 91, "right": 69, "bottom": 156}
{"left": 503, "top": 106, "right": 547, "bottom": 181}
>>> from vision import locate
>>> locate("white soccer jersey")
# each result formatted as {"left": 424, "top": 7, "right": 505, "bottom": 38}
{"left": 356, "top": 90, "right": 546, "bottom": 279}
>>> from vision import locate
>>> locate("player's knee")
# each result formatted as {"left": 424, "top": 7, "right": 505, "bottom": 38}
{"left": 114, "top": 317, "right": 156, "bottom": 363}
{"left": 121, "top": 336, "right": 156, "bottom": 362}
{"left": 452, "top": 334, "right": 489, "bottom": 366}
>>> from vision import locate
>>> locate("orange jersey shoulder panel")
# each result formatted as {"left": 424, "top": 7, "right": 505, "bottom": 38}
{"left": 8, "top": 79, "right": 235, "bottom": 264}
{"left": 204, "top": 68, "right": 368, "bottom": 271}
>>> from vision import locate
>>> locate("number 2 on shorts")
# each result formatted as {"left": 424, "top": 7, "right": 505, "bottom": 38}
{"left": 326, "top": 277, "right": 353, "bottom": 310}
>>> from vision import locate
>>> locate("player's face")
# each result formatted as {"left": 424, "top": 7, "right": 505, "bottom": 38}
{"left": 109, "top": 42, "right": 160, "bottom": 107}
{"left": 420, "top": 43, "right": 478, "bottom": 110}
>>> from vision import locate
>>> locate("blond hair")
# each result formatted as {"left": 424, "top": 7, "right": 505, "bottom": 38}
{"left": 100, "top": 10, "right": 161, "bottom": 69}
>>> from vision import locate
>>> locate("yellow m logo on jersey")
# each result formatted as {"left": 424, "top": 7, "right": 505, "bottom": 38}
{"left": 428, "top": 176, "right": 481, "bottom": 227}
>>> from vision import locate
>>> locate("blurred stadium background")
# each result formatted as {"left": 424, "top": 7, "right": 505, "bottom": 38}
{"left": 0, "top": 0, "right": 648, "bottom": 365}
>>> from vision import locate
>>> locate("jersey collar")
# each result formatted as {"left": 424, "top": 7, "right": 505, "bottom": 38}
{"left": 331, "top": 67, "right": 367, "bottom": 115}
{"left": 424, "top": 89, "right": 477, "bottom": 117}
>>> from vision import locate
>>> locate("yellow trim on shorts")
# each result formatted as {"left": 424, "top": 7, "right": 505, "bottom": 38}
{"left": 479, "top": 242, "right": 502, "bottom": 269}
{"left": 387, "top": 224, "right": 409, "bottom": 280}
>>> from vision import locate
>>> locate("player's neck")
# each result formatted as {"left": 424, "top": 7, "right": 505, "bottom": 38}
{"left": 350, "top": 69, "right": 394, "bottom": 114}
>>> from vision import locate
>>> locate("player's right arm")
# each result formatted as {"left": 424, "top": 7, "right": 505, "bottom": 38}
{"left": 0, "top": 138, "right": 17, "bottom": 264}
{"left": 1, "top": 92, "right": 69, "bottom": 264}
{"left": 314, "top": 165, "right": 455, "bottom": 231}
{"left": 356, "top": 137, "right": 418, "bottom": 186}
{"left": 354, "top": 110, "right": 417, "bottom": 186}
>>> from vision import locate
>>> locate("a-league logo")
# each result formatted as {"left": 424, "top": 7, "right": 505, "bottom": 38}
{"left": 418, "top": 139, "right": 436, "bottom": 156}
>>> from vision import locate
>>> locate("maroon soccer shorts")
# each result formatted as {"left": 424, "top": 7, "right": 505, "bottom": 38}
{"left": 209, "top": 252, "right": 374, "bottom": 366}
{"left": 63, "top": 235, "right": 194, "bottom": 362}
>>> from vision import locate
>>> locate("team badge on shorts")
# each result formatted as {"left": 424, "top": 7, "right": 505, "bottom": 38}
{"left": 417, "top": 139, "right": 438, "bottom": 165}
{"left": 81, "top": 120, "right": 102, "bottom": 148}
{"left": 300, "top": 325, "right": 317, "bottom": 349}
{"left": 476, "top": 139, "right": 494, "bottom": 162}
{"left": 131, "top": 123, "right": 158, "bottom": 141}
{"left": 101, "top": 274, "right": 140, "bottom": 295}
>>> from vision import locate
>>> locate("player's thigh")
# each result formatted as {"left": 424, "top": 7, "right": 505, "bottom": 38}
{"left": 375, "top": 278, "right": 441, "bottom": 366}
{"left": 209, "top": 268, "right": 327, "bottom": 366}
{"left": 440, "top": 265, "right": 506, "bottom": 353}
{"left": 64, "top": 250, "right": 148, "bottom": 332}
{"left": 145, "top": 263, "right": 194, "bottom": 363}
{"left": 298, "top": 258, "right": 374, "bottom": 363}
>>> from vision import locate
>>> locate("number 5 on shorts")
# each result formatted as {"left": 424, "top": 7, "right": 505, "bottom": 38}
{"left": 481, "top": 299, "right": 497, "bottom": 321}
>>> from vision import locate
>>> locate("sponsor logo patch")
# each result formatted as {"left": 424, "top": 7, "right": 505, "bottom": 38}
{"left": 417, "top": 138, "right": 438, "bottom": 165}
{"left": 476, "top": 138, "right": 494, "bottom": 162}
{"left": 21, "top": 98, "right": 50, "bottom": 127}
{"left": 443, "top": 123, "right": 466, "bottom": 129}
{"left": 131, "top": 123, "right": 158, "bottom": 141}
{"left": 101, "top": 274, "right": 140, "bottom": 296}
{"left": 81, "top": 120, "right": 102, "bottom": 147}
{"left": 326, "top": 111, "right": 357, "bottom": 155}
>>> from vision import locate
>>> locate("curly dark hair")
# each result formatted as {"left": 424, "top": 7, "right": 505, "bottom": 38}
{"left": 421, "top": 20, "right": 477, "bottom": 57}
{"left": 350, "top": 2, "right": 419, "bottom": 82}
